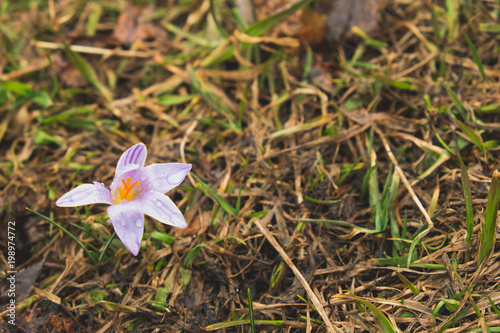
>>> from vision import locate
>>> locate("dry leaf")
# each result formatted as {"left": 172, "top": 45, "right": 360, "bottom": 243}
{"left": 16, "top": 261, "right": 44, "bottom": 302}
{"left": 309, "top": 64, "right": 334, "bottom": 93}
{"left": 175, "top": 210, "right": 212, "bottom": 237}
{"left": 50, "top": 53, "right": 88, "bottom": 88}
{"left": 262, "top": 0, "right": 387, "bottom": 46}
{"left": 325, "top": 0, "right": 387, "bottom": 43}
{"left": 113, "top": 6, "right": 167, "bottom": 46}
{"left": 297, "top": 8, "right": 326, "bottom": 46}
{"left": 17, "top": 299, "right": 79, "bottom": 333}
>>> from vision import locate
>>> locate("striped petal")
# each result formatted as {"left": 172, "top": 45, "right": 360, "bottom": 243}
{"left": 136, "top": 191, "right": 187, "bottom": 228}
{"left": 56, "top": 182, "right": 112, "bottom": 207}
{"left": 107, "top": 202, "right": 144, "bottom": 256}
{"left": 115, "top": 143, "right": 147, "bottom": 176}
{"left": 109, "top": 167, "right": 142, "bottom": 202}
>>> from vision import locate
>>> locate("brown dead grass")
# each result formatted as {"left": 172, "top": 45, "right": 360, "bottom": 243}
{"left": 1, "top": 0, "right": 500, "bottom": 332}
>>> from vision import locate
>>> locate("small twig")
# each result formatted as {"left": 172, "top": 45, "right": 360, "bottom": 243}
{"left": 392, "top": 50, "right": 440, "bottom": 79}
{"left": 33, "top": 41, "right": 151, "bottom": 58}
{"left": 0, "top": 58, "right": 50, "bottom": 81}
{"left": 252, "top": 216, "right": 341, "bottom": 333}
{"left": 95, "top": 321, "right": 113, "bottom": 333}
{"left": 180, "top": 117, "right": 201, "bottom": 187}
{"left": 48, "top": 256, "right": 78, "bottom": 295}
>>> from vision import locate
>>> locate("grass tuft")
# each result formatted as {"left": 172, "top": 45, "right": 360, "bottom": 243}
{"left": 478, "top": 170, "right": 500, "bottom": 264}
{"left": 4, "top": 0, "right": 500, "bottom": 331}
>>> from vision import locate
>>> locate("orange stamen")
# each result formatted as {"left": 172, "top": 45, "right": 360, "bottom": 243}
{"left": 115, "top": 177, "right": 140, "bottom": 203}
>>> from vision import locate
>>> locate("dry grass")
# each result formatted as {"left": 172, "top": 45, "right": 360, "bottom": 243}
{"left": 1, "top": 0, "right": 500, "bottom": 332}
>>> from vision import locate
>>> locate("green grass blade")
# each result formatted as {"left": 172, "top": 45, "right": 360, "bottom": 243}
{"left": 437, "top": 309, "right": 469, "bottom": 333}
{"left": 179, "top": 267, "right": 191, "bottom": 291}
{"left": 293, "top": 218, "right": 381, "bottom": 234}
{"left": 302, "top": 44, "right": 313, "bottom": 81}
{"left": 244, "top": 0, "right": 312, "bottom": 37}
{"left": 379, "top": 165, "right": 395, "bottom": 231}
{"left": 209, "top": 0, "right": 228, "bottom": 38}
{"left": 192, "top": 174, "right": 238, "bottom": 215}
{"left": 445, "top": 0, "right": 458, "bottom": 40}
{"left": 62, "top": 45, "right": 113, "bottom": 101}
{"left": 369, "top": 165, "right": 382, "bottom": 230}
{"left": 489, "top": 297, "right": 500, "bottom": 318}
{"left": 41, "top": 105, "right": 97, "bottom": 125}
{"left": 355, "top": 297, "right": 397, "bottom": 333}
{"left": 34, "top": 129, "right": 63, "bottom": 146}
{"left": 340, "top": 155, "right": 364, "bottom": 183}
{"left": 303, "top": 196, "right": 340, "bottom": 205}
{"left": 396, "top": 272, "right": 418, "bottom": 295}
{"left": 466, "top": 328, "right": 500, "bottom": 332}
{"left": 98, "top": 231, "right": 115, "bottom": 263}
{"left": 375, "top": 256, "right": 445, "bottom": 269}
{"left": 157, "top": 94, "right": 198, "bottom": 106}
{"left": 235, "top": 185, "right": 242, "bottom": 212}
{"left": 457, "top": 154, "right": 474, "bottom": 245}
{"left": 431, "top": 6, "right": 444, "bottom": 41}
{"left": 365, "top": 127, "right": 384, "bottom": 230}
{"left": 248, "top": 289, "right": 256, "bottom": 333}
{"left": 479, "top": 103, "right": 500, "bottom": 114}
{"left": 443, "top": 299, "right": 460, "bottom": 312}
{"left": 390, "top": 215, "right": 402, "bottom": 254}
{"left": 86, "top": 3, "right": 102, "bottom": 37}
{"left": 270, "top": 262, "right": 283, "bottom": 288}
{"left": 27, "top": 207, "right": 98, "bottom": 264}
{"left": 402, "top": 211, "right": 408, "bottom": 242}
{"left": 351, "top": 26, "right": 387, "bottom": 49}
{"left": 360, "top": 164, "right": 378, "bottom": 200}
{"left": 203, "top": 319, "right": 284, "bottom": 330}
{"left": 478, "top": 170, "right": 500, "bottom": 264}
{"left": 407, "top": 237, "right": 420, "bottom": 268}
{"left": 151, "top": 231, "right": 175, "bottom": 245}
{"left": 184, "top": 243, "right": 207, "bottom": 266}
{"left": 435, "top": 133, "right": 456, "bottom": 156}
{"left": 427, "top": 183, "right": 439, "bottom": 217}
{"left": 464, "top": 34, "right": 487, "bottom": 80}
{"left": 163, "top": 22, "right": 211, "bottom": 46}
{"left": 388, "top": 171, "right": 401, "bottom": 253}
{"left": 454, "top": 118, "right": 486, "bottom": 155}
{"left": 0, "top": 80, "right": 32, "bottom": 94}
{"left": 444, "top": 85, "right": 467, "bottom": 119}
{"left": 372, "top": 75, "right": 416, "bottom": 91}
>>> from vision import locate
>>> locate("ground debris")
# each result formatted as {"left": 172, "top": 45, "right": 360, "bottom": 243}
{"left": 1, "top": 0, "right": 500, "bottom": 332}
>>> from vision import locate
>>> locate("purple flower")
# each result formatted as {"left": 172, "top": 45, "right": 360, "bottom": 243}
{"left": 56, "top": 143, "right": 191, "bottom": 256}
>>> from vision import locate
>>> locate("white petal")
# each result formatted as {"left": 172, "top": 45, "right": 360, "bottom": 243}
{"left": 107, "top": 203, "right": 144, "bottom": 256}
{"left": 140, "top": 163, "right": 191, "bottom": 194}
{"left": 137, "top": 191, "right": 187, "bottom": 228}
{"left": 56, "top": 183, "right": 112, "bottom": 207}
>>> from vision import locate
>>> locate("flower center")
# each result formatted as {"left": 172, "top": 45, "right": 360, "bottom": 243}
{"left": 114, "top": 177, "right": 140, "bottom": 204}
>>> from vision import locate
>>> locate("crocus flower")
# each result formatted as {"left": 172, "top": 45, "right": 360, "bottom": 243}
{"left": 56, "top": 143, "right": 191, "bottom": 256}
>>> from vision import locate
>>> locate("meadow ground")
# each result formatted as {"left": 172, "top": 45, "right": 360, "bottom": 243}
{"left": 2, "top": 0, "right": 500, "bottom": 332}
